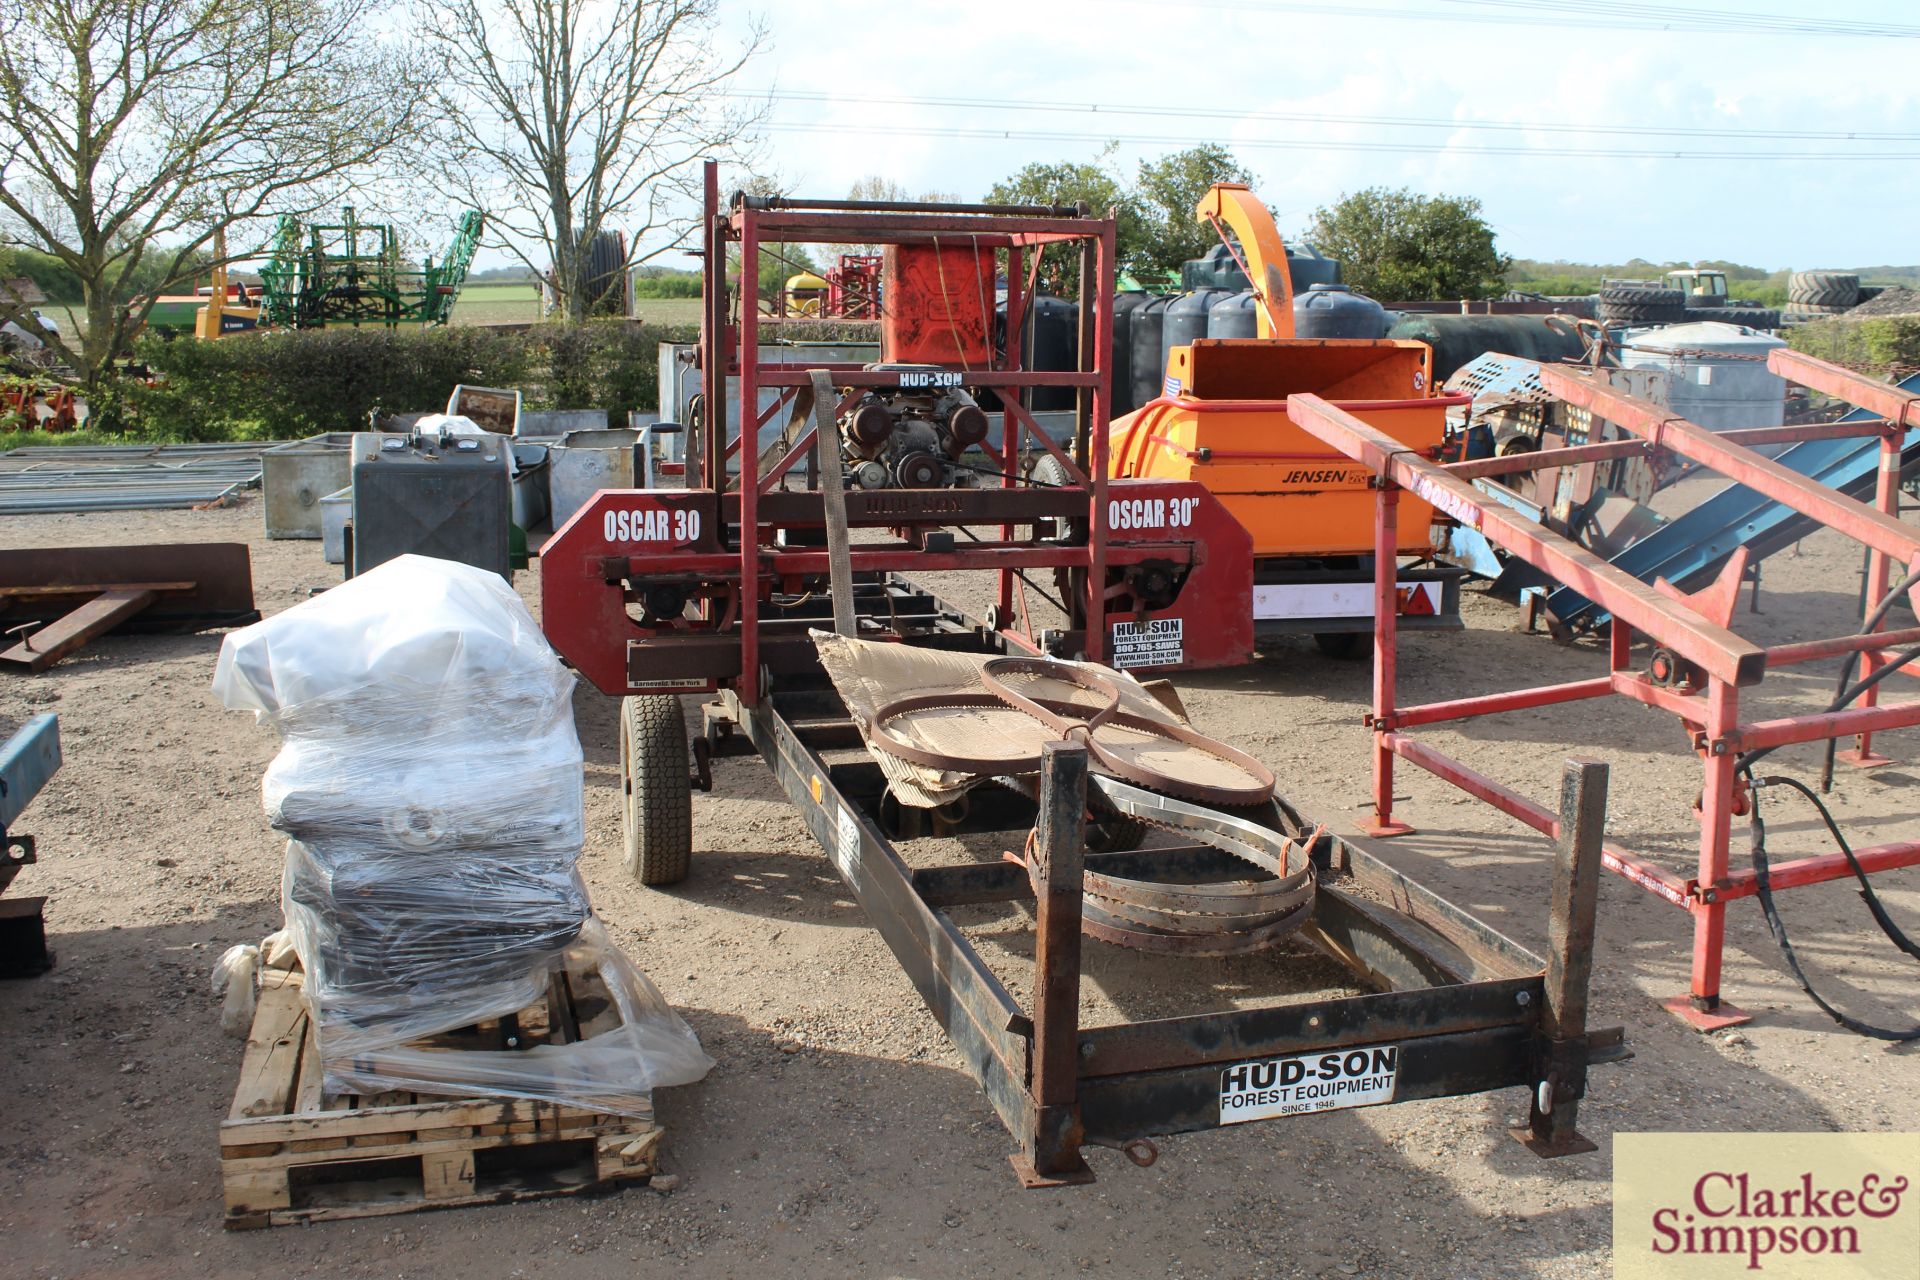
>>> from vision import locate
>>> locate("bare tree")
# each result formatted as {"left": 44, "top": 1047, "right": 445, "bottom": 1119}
{"left": 424, "top": 0, "right": 762, "bottom": 323}
{"left": 0, "top": 0, "right": 429, "bottom": 391}
{"left": 835, "top": 175, "right": 958, "bottom": 258}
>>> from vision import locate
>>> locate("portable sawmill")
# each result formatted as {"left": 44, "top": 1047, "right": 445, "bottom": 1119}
{"left": 536, "top": 163, "right": 1619, "bottom": 1183}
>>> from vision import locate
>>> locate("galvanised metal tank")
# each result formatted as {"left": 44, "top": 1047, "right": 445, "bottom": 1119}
{"left": 1207, "top": 290, "right": 1260, "bottom": 340}
{"left": 1161, "top": 289, "right": 1233, "bottom": 383}
{"left": 1130, "top": 295, "right": 1176, "bottom": 409}
{"left": 1293, "top": 283, "right": 1390, "bottom": 339}
{"left": 1386, "top": 313, "right": 1588, "bottom": 382}
{"left": 1616, "top": 321, "right": 1788, "bottom": 430}
{"left": 1113, "top": 291, "right": 1151, "bottom": 416}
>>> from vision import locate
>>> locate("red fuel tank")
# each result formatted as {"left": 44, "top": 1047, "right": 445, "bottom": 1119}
{"left": 880, "top": 241, "right": 992, "bottom": 366}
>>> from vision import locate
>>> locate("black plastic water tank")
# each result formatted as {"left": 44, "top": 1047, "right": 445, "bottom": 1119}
{"left": 1385, "top": 314, "right": 1586, "bottom": 382}
{"left": 1112, "top": 291, "right": 1151, "bottom": 416}
{"left": 1179, "top": 242, "right": 1344, "bottom": 295}
{"left": 1287, "top": 243, "right": 1341, "bottom": 293}
{"left": 991, "top": 294, "right": 1080, "bottom": 411}
{"left": 1294, "top": 284, "right": 1391, "bottom": 339}
{"left": 1130, "top": 295, "right": 1175, "bottom": 410}
{"left": 1161, "top": 289, "right": 1233, "bottom": 378}
{"left": 1207, "top": 290, "right": 1261, "bottom": 340}
{"left": 1023, "top": 295, "right": 1078, "bottom": 411}
{"left": 1181, "top": 245, "right": 1243, "bottom": 291}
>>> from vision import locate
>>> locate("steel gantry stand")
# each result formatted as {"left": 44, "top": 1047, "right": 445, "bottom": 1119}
{"left": 1286, "top": 349, "right": 1920, "bottom": 1030}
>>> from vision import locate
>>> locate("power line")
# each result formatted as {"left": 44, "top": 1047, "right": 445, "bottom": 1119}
{"left": 758, "top": 119, "right": 1920, "bottom": 161}
{"left": 731, "top": 89, "right": 1920, "bottom": 145}
{"left": 1431, "top": 0, "right": 1920, "bottom": 39}
{"left": 1114, "top": 0, "right": 1920, "bottom": 38}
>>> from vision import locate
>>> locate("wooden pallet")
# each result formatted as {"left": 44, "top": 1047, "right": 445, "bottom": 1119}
{"left": 220, "top": 964, "right": 663, "bottom": 1230}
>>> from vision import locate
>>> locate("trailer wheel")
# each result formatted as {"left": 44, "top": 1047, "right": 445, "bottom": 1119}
{"left": 1313, "top": 632, "right": 1366, "bottom": 660}
{"left": 621, "top": 695, "right": 693, "bottom": 886}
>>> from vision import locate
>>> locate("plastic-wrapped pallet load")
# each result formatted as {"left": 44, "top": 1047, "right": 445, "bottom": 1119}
{"left": 213, "top": 554, "right": 710, "bottom": 1114}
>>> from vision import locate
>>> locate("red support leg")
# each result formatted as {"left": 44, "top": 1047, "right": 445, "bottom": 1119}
{"left": 1361, "top": 481, "right": 1414, "bottom": 838}
{"left": 1837, "top": 426, "right": 1903, "bottom": 768}
{"left": 1664, "top": 679, "right": 1752, "bottom": 1030}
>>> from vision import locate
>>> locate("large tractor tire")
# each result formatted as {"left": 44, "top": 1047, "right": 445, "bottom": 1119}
{"left": 1787, "top": 271, "right": 1858, "bottom": 309}
{"left": 1710, "top": 306, "right": 1781, "bottom": 330}
{"left": 1597, "top": 285, "right": 1685, "bottom": 326}
{"left": 620, "top": 694, "right": 693, "bottom": 886}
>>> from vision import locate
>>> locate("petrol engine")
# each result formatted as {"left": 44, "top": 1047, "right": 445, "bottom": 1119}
{"left": 839, "top": 364, "right": 990, "bottom": 490}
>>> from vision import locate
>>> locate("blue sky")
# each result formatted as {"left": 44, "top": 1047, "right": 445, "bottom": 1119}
{"left": 674, "top": 0, "right": 1920, "bottom": 272}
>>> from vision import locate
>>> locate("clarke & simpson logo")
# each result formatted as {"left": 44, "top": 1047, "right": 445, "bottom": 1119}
{"left": 1614, "top": 1133, "right": 1918, "bottom": 1278}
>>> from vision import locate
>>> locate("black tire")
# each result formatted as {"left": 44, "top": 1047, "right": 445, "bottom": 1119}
{"left": 1713, "top": 306, "right": 1781, "bottom": 329}
{"left": 583, "top": 231, "right": 629, "bottom": 317}
{"left": 1028, "top": 450, "right": 1073, "bottom": 487}
{"left": 1313, "top": 631, "right": 1366, "bottom": 660}
{"left": 1787, "top": 271, "right": 1858, "bottom": 308}
{"left": 1855, "top": 285, "right": 1887, "bottom": 305}
{"left": 1598, "top": 285, "right": 1684, "bottom": 326}
{"left": 621, "top": 695, "right": 692, "bottom": 886}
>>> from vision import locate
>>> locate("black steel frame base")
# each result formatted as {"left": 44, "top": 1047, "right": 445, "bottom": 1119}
{"left": 692, "top": 584, "right": 1616, "bottom": 1184}
{"left": 0, "top": 896, "right": 52, "bottom": 978}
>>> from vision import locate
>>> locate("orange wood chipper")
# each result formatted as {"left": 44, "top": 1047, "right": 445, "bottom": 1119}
{"left": 1051, "top": 183, "right": 1464, "bottom": 665}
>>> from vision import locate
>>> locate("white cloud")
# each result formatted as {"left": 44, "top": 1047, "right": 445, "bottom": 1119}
{"left": 501, "top": 0, "right": 1918, "bottom": 273}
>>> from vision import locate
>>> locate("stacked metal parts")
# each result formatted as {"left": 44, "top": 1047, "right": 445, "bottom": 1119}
{"left": 814, "top": 636, "right": 1317, "bottom": 955}
{"left": 212, "top": 555, "right": 710, "bottom": 1112}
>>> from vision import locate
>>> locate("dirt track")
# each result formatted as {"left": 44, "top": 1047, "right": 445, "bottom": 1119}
{"left": 2, "top": 490, "right": 1916, "bottom": 1279}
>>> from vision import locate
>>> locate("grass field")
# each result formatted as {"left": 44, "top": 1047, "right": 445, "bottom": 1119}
{"left": 449, "top": 282, "right": 701, "bottom": 327}
{"left": 22, "top": 288, "right": 702, "bottom": 343}
{"left": 449, "top": 280, "right": 541, "bottom": 326}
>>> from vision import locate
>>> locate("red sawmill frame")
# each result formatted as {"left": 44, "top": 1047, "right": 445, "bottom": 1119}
{"left": 694, "top": 162, "right": 1119, "bottom": 706}
{"left": 1285, "top": 349, "right": 1920, "bottom": 1030}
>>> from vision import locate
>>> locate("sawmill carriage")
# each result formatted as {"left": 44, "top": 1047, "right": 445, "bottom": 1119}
{"left": 536, "top": 164, "right": 1618, "bottom": 1183}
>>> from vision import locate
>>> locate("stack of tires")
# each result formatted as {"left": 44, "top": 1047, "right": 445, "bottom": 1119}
{"left": 1782, "top": 271, "right": 1858, "bottom": 325}
{"left": 1597, "top": 284, "right": 1684, "bottom": 326}
{"left": 1683, "top": 304, "right": 1782, "bottom": 329}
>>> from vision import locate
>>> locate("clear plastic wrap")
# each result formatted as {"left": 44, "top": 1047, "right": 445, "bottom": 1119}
{"left": 213, "top": 554, "right": 711, "bottom": 1112}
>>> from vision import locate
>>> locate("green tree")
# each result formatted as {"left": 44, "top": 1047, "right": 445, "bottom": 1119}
{"left": 1308, "top": 188, "right": 1510, "bottom": 301}
{"left": 0, "top": 0, "right": 428, "bottom": 395}
{"left": 984, "top": 153, "right": 1138, "bottom": 296}
{"left": 1130, "top": 144, "right": 1254, "bottom": 282}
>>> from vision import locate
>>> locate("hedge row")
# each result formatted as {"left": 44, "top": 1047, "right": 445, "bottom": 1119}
{"left": 131, "top": 320, "right": 700, "bottom": 440}
{"left": 1786, "top": 315, "right": 1920, "bottom": 374}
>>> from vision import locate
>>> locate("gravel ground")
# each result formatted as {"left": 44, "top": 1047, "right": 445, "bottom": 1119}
{"left": 1, "top": 487, "right": 1916, "bottom": 1279}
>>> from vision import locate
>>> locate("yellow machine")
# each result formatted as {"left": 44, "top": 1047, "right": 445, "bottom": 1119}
{"left": 192, "top": 232, "right": 262, "bottom": 340}
{"left": 783, "top": 270, "right": 828, "bottom": 317}
{"left": 1104, "top": 184, "right": 1460, "bottom": 648}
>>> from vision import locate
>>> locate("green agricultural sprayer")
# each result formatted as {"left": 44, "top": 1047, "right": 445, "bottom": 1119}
{"left": 258, "top": 207, "right": 483, "bottom": 329}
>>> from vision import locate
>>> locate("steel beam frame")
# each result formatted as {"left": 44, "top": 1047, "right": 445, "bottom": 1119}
{"left": 721, "top": 619, "right": 1612, "bottom": 1183}
{"left": 1286, "top": 353, "right": 1920, "bottom": 1028}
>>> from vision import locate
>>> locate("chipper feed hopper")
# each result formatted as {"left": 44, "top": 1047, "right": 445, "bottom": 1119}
{"left": 537, "top": 166, "right": 1620, "bottom": 1183}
